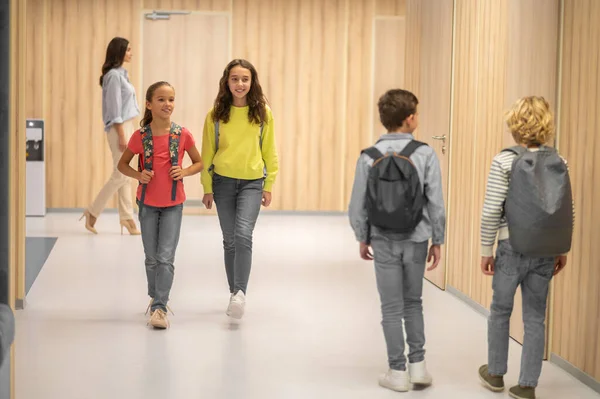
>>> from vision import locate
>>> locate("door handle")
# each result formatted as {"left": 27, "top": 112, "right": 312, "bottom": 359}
{"left": 431, "top": 135, "right": 447, "bottom": 155}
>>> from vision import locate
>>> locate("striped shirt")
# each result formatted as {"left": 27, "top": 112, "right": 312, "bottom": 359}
{"left": 480, "top": 149, "right": 573, "bottom": 257}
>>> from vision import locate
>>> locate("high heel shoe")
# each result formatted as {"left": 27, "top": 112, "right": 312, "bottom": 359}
{"left": 120, "top": 219, "right": 141, "bottom": 235}
{"left": 79, "top": 210, "right": 98, "bottom": 234}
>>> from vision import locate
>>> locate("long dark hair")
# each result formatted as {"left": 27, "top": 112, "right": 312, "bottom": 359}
{"left": 99, "top": 37, "right": 129, "bottom": 87}
{"left": 212, "top": 59, "right": 268, "bottom": 125}
{"left": 140, "top": 81, "right": 174, "bottom": 128}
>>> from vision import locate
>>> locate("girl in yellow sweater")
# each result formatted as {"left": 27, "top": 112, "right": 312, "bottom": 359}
{"left": 201, "top": 59, "right": 279, "bottom": 319}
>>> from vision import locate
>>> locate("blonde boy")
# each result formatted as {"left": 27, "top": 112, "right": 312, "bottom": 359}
{"left": 478, "top": 96, "right": 573, "bottom": 399}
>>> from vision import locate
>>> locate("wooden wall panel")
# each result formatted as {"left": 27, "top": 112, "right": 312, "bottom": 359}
{"left": 446, "top": 0, "right": 559, "bottom": 315}
{"left": 27, "top": 0, "right": 380, "bottom": 212}
{"left": 403, "top": 0, "right": 420, "bottom": 94}
{"left": 552, "top": 0, "right": 600, "bottom": 381}
{"left": 232, "top": 0, "right": 348, "bottom": 211}
{"left": 469, "top": 0, "right": 508, "bottom": 309}
{"left": 42, "top": 0, "right": 142, "bottom": 210}
{"left": 446, "top": 0, "right": 479, "bottom": 294}
{"left": 10, "top": 0, "right": 27, "bottom": 305}
{"left": 343, "top": 0, "right": 375, "bottom": 209}
{"left": 142, "top": 0, "right": 230, "bottom": 11}
{"left": 372, "top": 18, "right": 405, "bottom": 138}
{"left": 502, "top": 0, "right": 560, "bottom": 346}
{"left": 25, "top": 0, "right": 44, "bottom": 119}
{"left": 376, "top": 0, "right": 405, "bottom": 16}
{"left": 142, "top": 13, "right": 230, "bottom": 202}
{"left": 413, "top": 0, "right": 453, "bottom": 289}
{"left": 505, "top": 0, "right": 560, "bottom": 146}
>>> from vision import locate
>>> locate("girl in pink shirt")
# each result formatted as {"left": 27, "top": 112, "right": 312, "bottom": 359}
{"left": 118, "top": 81, "right": 203, "bottom": 329}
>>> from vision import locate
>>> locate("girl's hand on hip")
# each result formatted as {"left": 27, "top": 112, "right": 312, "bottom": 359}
{"left": 262, "top": 191, "right": 272, "bottom": 207}
{"left": 170, "top": 165, "right": 186, "bottom": 181}
{"left": 138, "top": 169, "right": 154, "bottom": 184}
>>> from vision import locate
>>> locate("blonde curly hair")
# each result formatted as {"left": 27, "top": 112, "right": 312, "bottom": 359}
{"left": 505, "top": 96, "right": 555, "bottom": 146}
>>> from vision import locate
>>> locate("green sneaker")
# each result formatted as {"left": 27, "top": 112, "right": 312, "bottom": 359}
{"left": 479, "top": 365, "right": 505, "bottom": 392}
{"left": 509, "top": 385, "right": 536, "bottom": 399}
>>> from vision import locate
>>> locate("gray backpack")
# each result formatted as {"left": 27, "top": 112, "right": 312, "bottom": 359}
{"left": 503, "top": 146, "right": 573, "bottom": 257}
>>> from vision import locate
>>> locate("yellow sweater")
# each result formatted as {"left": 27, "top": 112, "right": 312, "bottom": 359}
{"left": 201, "top": 105, "right": 279, "bottom": 194}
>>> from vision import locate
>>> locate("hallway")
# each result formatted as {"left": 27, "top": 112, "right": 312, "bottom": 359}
{"left": 16, "top": 213, "right": 599, "bottom": 399}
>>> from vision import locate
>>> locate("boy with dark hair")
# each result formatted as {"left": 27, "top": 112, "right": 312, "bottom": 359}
{"left": 349, "top": 89, "right": 446, "bottom": 392}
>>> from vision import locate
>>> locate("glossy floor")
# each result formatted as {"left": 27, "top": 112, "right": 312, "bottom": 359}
{"left": 16, "top": 213, "right": 599, "bottom": 399}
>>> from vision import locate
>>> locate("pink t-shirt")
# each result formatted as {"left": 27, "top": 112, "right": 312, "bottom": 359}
{"left": 128, "top": 126, "right": 195, "bottom": 207}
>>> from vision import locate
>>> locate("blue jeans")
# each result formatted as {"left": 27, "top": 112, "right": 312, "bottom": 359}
{"left": 138, "top": 203, "right": 183, "bottom": 312}
{"left": 371, "top": 239, "right": 429, "bottom": 371}
{"left": 488, "top": 239, "right": 555, "bottom": 387}
{"left": 213, "top": 173, "right": 263, "bottom": 295}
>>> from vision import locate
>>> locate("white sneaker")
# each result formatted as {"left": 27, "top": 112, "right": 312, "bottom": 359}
{"left": 379, "top": 369, "right": 409, "bottom": 392}
{"left": 409, "top": 360, "right": 433, "bottom": 386}
{"left": 228, "top": 291, "right": 246, "bottom": 319}
{"left": 226, "top": 293, "right": 234, "bottom": 316}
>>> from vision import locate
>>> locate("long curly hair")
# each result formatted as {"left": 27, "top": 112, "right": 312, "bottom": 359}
{"left": 99, "top": 37, "right": 129, "bottom": 87}
{"left": 505, "top": 96, "right": 555, "bottom": 146}
{"left": 212, "top": 59, "right": 268, "bottom": 125}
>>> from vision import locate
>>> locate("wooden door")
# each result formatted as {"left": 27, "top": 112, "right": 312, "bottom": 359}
{"left": 413, "top": 0, "right": 453, "bottom": 289}
{"left": 142, "top": 12, "right": 230, "bottom": 207}
{"left": 504, "top": 0, "right": 560, "bottom": 353}
{"left": 443, "top": 0, "right": 559, "bottom": 356}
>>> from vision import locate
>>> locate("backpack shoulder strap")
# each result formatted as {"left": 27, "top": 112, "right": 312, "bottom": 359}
{"left": 540, "top": 145, "right": 558, "bottom": 154}
{"left": 209, "top": 121, "right": 220, "bottom": 173}
{"left": 502, "top": 145, "right": 527, "bottom": 156}
{"left": 139, "top": 125, "right": 153, "bottom": 207}
{"left": 361, "top": 146, "right": 385, "bottom": 161}
{"left": 169, "top": 122, "right": 183, "bottom": 201}
{"left": 259, "top": 122, "right": 264, "bottom": 149}
{"left": 214, "top": 120, "right": 220, "bottom": 151}
{"left": 169, "top": 122, "right": 182, "bottom": 164}
{"left": 140, "top": 125, "right": 153, "bottom": 171}
{"left": 259, "top": 122, "right": 267, "bottom": 177}
{"left": 399, "top": 140, "right": 427, "bottom": 158}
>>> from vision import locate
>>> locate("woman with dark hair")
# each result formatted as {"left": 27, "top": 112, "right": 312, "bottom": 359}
{"left": 80, "top": 37, "right": 141, "bottom": 235}
{"left": 200, "top": 59, "right": 279, "bottom": 320}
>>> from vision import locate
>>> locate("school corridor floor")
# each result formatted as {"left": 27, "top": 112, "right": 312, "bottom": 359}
{"left": 16, "top": 213, "right": 600, "bottom": 399}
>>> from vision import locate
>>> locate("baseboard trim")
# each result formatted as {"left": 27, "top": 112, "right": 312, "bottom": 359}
{"left": 14, "top": 298, "right": 26, "bottom": 310}
{"left": 549, "top": 354, "right": 600, "bottom": 394}
{"left": 47, "top": 207, "right": 348, "bottom": 216}
{"left": 47, "top": 208, "right": 121, "bottom": 214}
{"left": 446, "top": 285, "right": 490, "bottom": 318}
{"left": 447, "top": 286, "right": 600, "bottom": 393}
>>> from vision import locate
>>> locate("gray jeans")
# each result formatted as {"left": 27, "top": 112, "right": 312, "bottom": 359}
{"left": 488, "top": 239, "right": 555, "bottom": 387}
{"left": 139, "top": 203, "right": 183, "bottom": 312}
{"left": 371, "top": 238, "right": 429, "bottom": 371}
{"left": 213, "top": 173, "right": 263, "bottom": 295}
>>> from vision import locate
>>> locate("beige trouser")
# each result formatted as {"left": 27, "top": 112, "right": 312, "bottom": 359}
{"left": 88, "top": 121, "right": 134, "bottom": 221}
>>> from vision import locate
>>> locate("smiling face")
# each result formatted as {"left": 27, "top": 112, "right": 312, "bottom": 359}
{"left": 146, "top": 84, "right": 175, "bottom": 120}
{"left": 227, "top": 66, "right": 252, "bottom": 105}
